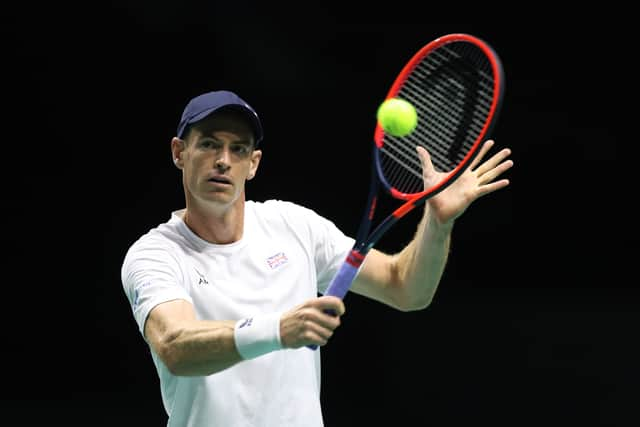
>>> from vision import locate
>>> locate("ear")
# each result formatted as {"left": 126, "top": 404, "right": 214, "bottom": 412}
{"left": 247, "top": 149, "right": 262, "bottom": 181}
{"left": 171, "top": 137, "right": 186, "bottom": 169}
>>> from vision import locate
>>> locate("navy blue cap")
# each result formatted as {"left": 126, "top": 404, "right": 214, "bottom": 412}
{"left": 176, "top": 90, "right": 264, "bottom": 145}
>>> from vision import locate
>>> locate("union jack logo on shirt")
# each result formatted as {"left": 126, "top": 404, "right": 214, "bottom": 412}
{"left": 266, "top": 252, "right": 289, "bottom": 269}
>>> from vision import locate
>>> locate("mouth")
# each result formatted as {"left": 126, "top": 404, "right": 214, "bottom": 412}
{"left": 207, "top": 175, "right": 232, "bottom": 185}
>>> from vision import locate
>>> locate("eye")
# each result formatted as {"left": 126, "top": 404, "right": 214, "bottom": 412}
{"left": 199, "top": 138, "right": 220, "bottom": 149}
{"left": 231, "top": 145, "right": 251, "bottom": 155}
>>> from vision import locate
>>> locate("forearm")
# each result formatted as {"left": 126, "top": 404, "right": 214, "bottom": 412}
{"left": 158, "top": 319, "right": 242, "bottom": 376}
{"left": 395, "top": 205, "right": 453, "bottom": 309}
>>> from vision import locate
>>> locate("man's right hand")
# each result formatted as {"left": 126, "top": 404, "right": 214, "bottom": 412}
{"left": 279, "top": 296, "right": 346, "bottom": 348}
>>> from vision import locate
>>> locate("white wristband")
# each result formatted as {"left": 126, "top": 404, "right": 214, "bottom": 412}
{"left": 234, "top": 312, "right": 283, "bottom": 360}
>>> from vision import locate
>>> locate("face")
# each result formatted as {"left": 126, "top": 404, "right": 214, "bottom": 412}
{"left": 172, "top": 112, "right": 262, "bottom": 210}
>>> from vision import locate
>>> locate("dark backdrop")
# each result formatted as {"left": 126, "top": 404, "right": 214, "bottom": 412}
{"left": 2, "top": 3, "right": 635, "bottom": 426}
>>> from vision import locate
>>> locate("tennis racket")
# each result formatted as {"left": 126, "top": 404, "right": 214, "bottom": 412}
{"left": 308, "top": 33, "right": 504, "bottom": 350}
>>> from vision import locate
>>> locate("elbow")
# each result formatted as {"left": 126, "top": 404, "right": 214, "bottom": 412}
{"left": 392, "top": 279, "right": 436, "bottom": 311}
{"left": 396, "top": 296, "right": 432, "bottom": 312}
{"left": 397, "top": 275, "right": 439, "bottom": 311}
{"left": 384, "top": 287, "right": 433, "bottom": 311}
{"left": 155, "top": 328, "right": 187, "bottom": 376}
{"left": 163, "top": 353, "right": 184, "bottom": 376}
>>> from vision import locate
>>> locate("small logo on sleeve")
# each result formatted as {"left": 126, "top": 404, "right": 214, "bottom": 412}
{"left": 266, "top": 252, "right": 289, "bottom": 269}
{"left": 133, "top": 281, "right": 152, "bottom": 309}
{"left": 238, "top": 318, "right": 253, "bottom": 328}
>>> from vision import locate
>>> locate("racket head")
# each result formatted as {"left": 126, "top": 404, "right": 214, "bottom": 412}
{"left": 373, "top": 33, "right": 505, "bottom": 201}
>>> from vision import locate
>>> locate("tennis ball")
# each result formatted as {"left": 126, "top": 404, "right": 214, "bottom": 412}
{"left": 376, "top": 98, "right": 418, "bottom": 137}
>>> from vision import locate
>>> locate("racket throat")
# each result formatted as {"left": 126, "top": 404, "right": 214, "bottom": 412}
{"left": 346, "top": 249, "right": 367, "bottom": 268}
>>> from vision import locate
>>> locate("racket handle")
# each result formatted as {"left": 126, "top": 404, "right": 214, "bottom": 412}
{"left": 324, "top": 260, "right": 360, "bottom": 299}
{"left": 306, "top": 261, "right": 360, "bottom": 350}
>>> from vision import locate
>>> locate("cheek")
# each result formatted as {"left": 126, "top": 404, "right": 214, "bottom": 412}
{"left": 183, "top": 159, "right": 203, "bottom": 185}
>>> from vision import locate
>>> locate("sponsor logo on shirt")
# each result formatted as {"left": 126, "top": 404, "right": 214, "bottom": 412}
{"left": 266, "top": 251, "right": 289, "bottom": 270}
{"left": 194, "top": 267, "right": 209, "bottom": 285}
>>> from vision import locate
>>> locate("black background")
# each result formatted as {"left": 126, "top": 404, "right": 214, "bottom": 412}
{"left": 2, "top": 3, "right": 636, "bottom": 426}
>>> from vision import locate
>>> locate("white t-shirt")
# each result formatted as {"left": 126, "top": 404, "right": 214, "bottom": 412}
{"left": 121, "top": 199, "right": 355, "bottom": 427}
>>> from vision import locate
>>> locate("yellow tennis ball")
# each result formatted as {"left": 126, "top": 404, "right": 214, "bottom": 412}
{"left": 376, "top": 98, "right": 418, "bottom": 137}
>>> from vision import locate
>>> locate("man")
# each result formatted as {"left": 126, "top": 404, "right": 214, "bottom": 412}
{"left": 121, "top": 90, "right": 513, "bottom": 426}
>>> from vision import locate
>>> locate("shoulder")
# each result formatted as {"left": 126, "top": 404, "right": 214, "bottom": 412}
{"left": 248, "top": 199, "right": 349, "bottom": 241}
{"left": 247, "top": 200, "right": 335, "bottom": 234}
{"left": 121, "top": 219, "right": 184, "bottom": 273}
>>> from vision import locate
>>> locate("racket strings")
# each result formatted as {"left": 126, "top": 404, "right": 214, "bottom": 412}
{"left": 380, "top": 40, "right": 496, "bottom": 195}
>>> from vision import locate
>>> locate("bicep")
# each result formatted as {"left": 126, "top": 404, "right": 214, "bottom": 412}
{"left": 144, "top": 298, "right": 196, "bottom": 351}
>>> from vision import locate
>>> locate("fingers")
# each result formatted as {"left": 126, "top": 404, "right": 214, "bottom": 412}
{"left": 476, "top": 153, "right": 513, "bottom": 184}
{"left": 473, "top": 142, "right": 514, "bottom": 197}
{"left": 316, "top": 295, "right": 346, "bottom": 316}
{"left": 417, "top": 139, "right": 513, "bottom": 202}
{"left": 475, "top": 147, "right": 512, "bottom": 175}
{"left": 469, "top": 140, "right": 513, "bottom": 179}
{"left": 468, "top": 139, "right": 495, "bottom": 170}
{"left": 280, "top": 296, "right": 346, "bottom": 349}
{"left": 416, "top": 145, "right": 435, "bottom": 175}
{"left": 421, "top": 139, "right": 509, "bottom": 178}
{"left": 476, "top": 178, "right": 511, "bottom": 198}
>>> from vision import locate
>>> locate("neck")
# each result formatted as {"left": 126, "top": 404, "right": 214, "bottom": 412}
{"left": 182, "top": 198, "right": 246, "bottom": 244}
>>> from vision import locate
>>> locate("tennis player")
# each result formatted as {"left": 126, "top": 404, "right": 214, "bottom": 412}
{"left": 121, "top": 90, "right": 513, "bottom": 426}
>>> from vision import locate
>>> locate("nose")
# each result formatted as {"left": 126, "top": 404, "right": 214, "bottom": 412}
{"left": 215, "top": 158, "right": 230, "bottom": 172}
{"left": 214, "top": 148, "right": 231, "bottom": 171}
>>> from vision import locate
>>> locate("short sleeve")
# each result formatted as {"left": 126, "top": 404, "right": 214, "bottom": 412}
{"left": 121, "top": 241, "right": 193, "bottom": 339}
